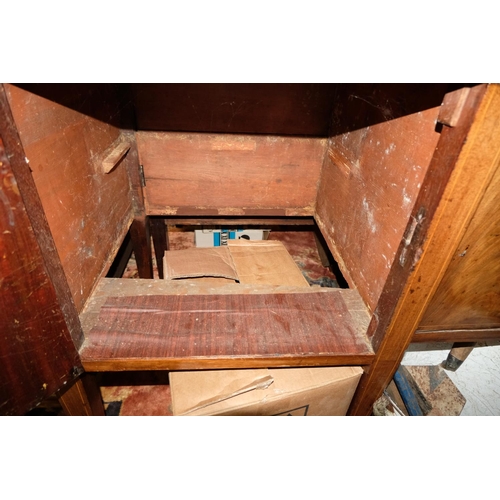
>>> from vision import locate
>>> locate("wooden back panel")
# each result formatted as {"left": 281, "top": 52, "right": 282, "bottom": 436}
{"left": 315, "top": 85, "right": 447, "bottom": 312}
{"left": 132, "top": 84, "right": 336, "bottom": 136}
{"left": 5, "top": 85, "right": 135, "bottom": 312}
{"left": 137, "top": 132, "right": 326, "bottom": 216}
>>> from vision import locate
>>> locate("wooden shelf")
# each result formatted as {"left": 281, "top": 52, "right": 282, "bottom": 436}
{"left": 79, "top": 279, "right": 374, "bottom": 371}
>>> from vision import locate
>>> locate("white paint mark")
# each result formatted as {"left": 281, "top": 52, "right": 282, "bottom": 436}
{"left": 362, "top": 198, "right": 377, "bottom": 233}
{"left": 385, "top": 143, "right": 396, "bottom": 155}
{"left": 402, "top": 189, "right": 412, "bottom": 207}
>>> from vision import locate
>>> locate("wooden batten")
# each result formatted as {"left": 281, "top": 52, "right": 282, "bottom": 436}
{"left": 4, "top": 84, "right": 136, "bottom": 312}
{"left": 136, "top": 131, "right": 326, "bottom": 217}
{"left": 315, "top": 85, "right": 445, "bottom": 313}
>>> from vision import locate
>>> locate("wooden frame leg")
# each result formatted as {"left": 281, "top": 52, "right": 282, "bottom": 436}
{"left": 58, "top": 374, "right": 105, "bottom": 416}
{"left": 442, "top": 342, "right": 476, "bottom": 371}
{"left": 150, "top": 217, "right": 168, "bottom": 279}
{"left": 130, "top": 215, "right": 153, "bottom": 279}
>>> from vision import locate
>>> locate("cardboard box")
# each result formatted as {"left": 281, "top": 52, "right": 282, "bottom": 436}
{"left": 195, "top": 228, "right": 270, "bottom": 247}
{"left": 163, "top": 240, "right": 309, "bottom": 287}
{"left": 170, "top": 366, "right": 363, "bottom": 416}
{"left": 165, "top": 241, "right": 361, "bottom": 416}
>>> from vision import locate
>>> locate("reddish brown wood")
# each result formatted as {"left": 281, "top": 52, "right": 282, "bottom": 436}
{"left": 412, "top": 328, "right": 500, "bottom": 343}
{"left": 348, "top": 84, "right": 490, "bottom": 416}
{"left": 80, "top": 287, "right": 373, "bottom": 371}
{"left": 122, "top": 131, "right": 147, "bottom": 216}
{"left": 0, "top": 134, "right": 82, "bottom": 415}
{"left": 101, "top": 138, "right": 131, "bottom": 174}
{"left": 163, "top": 217, "right": 315, "bottom": 226}
{"left": 129, "top": 216, "right": 153, "bottom": 278}
{"left": 315, "top": 86, "right": 443, "bottom": 312}
{"left": 438, "top": 87, "right": 471, "bottom": 127}
{"left": 136, "top": 132, "right": 326, "bottom": 216}
{"left": 131, "top": 84, "right": 336, "bottom": 136}
{"left": 418, "top": 160, "right": 500, "bottom": 331}
{"left": 150, "top": 218, "right": 168, "bottom": 279}
{"left": 5, "top": 84, "right": 134, "bottom": 312}
{"left": 58, "top": 374, "right": 105, "bottom": 416}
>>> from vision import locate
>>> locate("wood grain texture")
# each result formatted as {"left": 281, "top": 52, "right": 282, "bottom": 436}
{"left": 102, "top": 139, "right": 131, "bottom": 174}
{"left": 58, "top": 375, "right": 105, "bottom": 416}
{"left": 162, "top": 216, "right": 315, "bottom": 226}
{"left": 132, "top": 83, "right": 336, "bottom": 136}
{"left": 418, "top": 159, "right": 500, "bottom": 330}
{"left": 0, "top": 137, "right": 81, "bottom": 415}
{"left": 129, "top": 216, "right": 153, "bottom": 279}
{"left": 412, "top": 328, "right": 500, "bottom": 343}
{"left": 438, "top": 87, "right": 471, "bottom": 127}
{"left": 348, "top": 84, "right": 492, "bottom": 415}
{"left": 5, "top": 84, "right": 135, "bottom": 312}
{"left": 315, "top": 89, "right": 442, "bottom": 312}
{"left": 79, "top": 279, "right": 372, "bottom": 371}
{"left": 136, "top": 132, "right": 326, "bottom": 216}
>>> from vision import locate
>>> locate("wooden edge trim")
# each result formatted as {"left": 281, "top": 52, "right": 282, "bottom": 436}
{"left": 412, "top": 328, "right": 500, "bottom": 343}
{"left": 81, "top": 355, "right": 376, "bottom": 372}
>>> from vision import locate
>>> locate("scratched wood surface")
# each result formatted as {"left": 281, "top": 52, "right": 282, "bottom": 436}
{"left": 347, "top": 84, "right": 491, "bottom": 415}
{"left": 315, "top": 85, "right": 445, "bottom": 313}
{"left": 5, "top": 84, "right": 135, "bottom": 312}
{"left": 137, "top": 132, "right": 326, "bottom": 216}
{"left": 0, "top": 136, "right": 81, "bottom": 415}
{"left": 79, "top": 279, "right": 372, "bottom": 371}
{"left": 131, "top": 84, "right": 336, "bottom": 136}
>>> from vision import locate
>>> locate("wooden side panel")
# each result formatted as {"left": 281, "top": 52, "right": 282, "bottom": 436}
{"left": 5, "top": 84, "right": 135, "bottom": 312}
{"left": 132, "top": 84, "right": 336, "bottom": 136}
{"left": 315, "top": 87, "right": 443, "bottom": 312}
{"left": 419, "top": 158, "right": 500, "bottom": 330}
{"left": 347, "top": 84, "right": 491, "bottom": 415}
{"left": 0, "top": 137, "right": 81, "bottom": 415}
{"left": 137, "top": 132, "right": 326, "bottom": 216}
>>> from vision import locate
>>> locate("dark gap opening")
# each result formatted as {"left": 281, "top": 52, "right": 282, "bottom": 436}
{"left": 106, "top": 230, "right": 133, "bottom": 278}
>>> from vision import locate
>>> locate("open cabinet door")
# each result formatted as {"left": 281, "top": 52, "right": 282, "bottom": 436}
{"left": 0, "top": 88, "right": 83, "bottom": 415}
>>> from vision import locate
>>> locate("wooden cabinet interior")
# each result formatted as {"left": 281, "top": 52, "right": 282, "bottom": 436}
{"left": 1, "top": 83, "right": 499, "bottom": 416}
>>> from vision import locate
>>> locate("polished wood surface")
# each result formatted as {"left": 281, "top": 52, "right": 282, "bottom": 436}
{"left": 136, "top": 132, "right": 326, "bottom": 217}
{"left": 58, "top": 375, "right": 105, "bottom": 416}
{"left": 419, "top": 158, "right": 500, "bottom": 330}
{"left": 5, "top": 84, "right": 135, "bottom": 312}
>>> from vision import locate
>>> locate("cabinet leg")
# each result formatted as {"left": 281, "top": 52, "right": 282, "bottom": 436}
{"left": 130, "top": 216, "right": 153, "bottom": 279}
{"left": 58, "top": 374, "right": 105, "bottom": 416}
{"left": 442, "top": 342, "right": 476, "bottom": 371}
{"left": 150, "top": 218, "right": 168, "bottom": 279}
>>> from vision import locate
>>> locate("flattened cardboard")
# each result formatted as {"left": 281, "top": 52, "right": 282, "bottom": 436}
{"left": 170, "top": 366, "right": 363, "bottom": 416}
{"left": 163, "top": 246, "right": 239, "bottom": 281}
{"left": 228, "top": 240, "right": 310, "bottom": 287}
{"left": 163, "top": 240, "right": 309, "bottom": 287}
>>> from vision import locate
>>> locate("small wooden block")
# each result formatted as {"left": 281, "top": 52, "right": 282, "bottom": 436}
{"left": 438, "top": 87, "right": 470, "bottom": 127}
{"left": 102, "top": 140, "right": 131, "bottom": 173}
